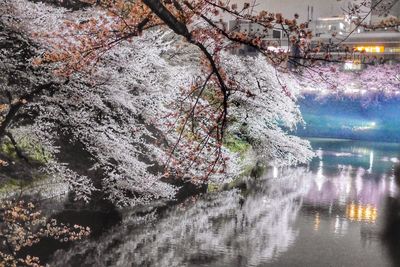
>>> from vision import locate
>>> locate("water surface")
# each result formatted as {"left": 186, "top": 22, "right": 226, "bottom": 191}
{"left": 51, "top": 138, "right": 400, "bottom": 267}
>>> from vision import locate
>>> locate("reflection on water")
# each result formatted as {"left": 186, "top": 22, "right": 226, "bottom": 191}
{"left": 52, "top": 139, "right": 400, "bottom": 267}
{"left": 345, "top": 203, "right": 378, "bottom": 223}
{"left": 290, "top": 139, "right": 400, "bottom": 267}
{"left": 52, "top": 168, "right": 311, "bottom": 267}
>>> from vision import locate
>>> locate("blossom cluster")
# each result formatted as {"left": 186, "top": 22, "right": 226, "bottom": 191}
{"left": 0, "top": 200, "right": 90, "bottom": 267}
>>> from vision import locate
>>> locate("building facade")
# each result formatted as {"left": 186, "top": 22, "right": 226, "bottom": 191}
{"left": 225, "top": 0, "right": 400, "bottom": 63}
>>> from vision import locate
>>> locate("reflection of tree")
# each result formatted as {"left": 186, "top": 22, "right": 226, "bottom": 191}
{"left": 51, "top": 168, "right": 311, "bottom": 267}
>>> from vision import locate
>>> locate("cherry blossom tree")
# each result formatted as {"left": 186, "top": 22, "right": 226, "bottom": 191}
{"left": 0, "top": 0, "right": 318, "bottom": 207}
{"left": 301, "top": 63, "right": 400, "bottom": 97}
{"left": 0, "top": 200, "right": 90, "bottom": 267}
{"left": 3, "top": 0, "right": 393, "bottom": 207}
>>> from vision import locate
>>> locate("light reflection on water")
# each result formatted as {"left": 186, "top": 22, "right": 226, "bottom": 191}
{"left": 51, "top": 139, "right": 400, "bottom": 267}
{"left": 283, "top": 138, "right": 400, "bottom": 267}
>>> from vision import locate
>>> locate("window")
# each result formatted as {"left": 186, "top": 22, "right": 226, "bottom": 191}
{"left": 273, "top": 30, "right": 281, "bottom": 39}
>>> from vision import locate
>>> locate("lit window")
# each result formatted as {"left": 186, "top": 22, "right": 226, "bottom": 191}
{"left": 355, "top": 46, "right": 384, "bottom": 53}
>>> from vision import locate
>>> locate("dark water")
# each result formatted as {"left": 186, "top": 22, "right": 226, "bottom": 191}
{"left": 51, "top": 138, "right": 400, "bottom": 267}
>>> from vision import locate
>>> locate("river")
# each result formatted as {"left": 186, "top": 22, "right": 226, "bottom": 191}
{"left": 49, "top": 138, "right": 400, "bottom": 267}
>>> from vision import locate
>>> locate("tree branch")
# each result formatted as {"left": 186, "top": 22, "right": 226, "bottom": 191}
{"left": 5, "top": 131, "right": 30, "bottom": 164}
{"left": 0, "top": 82, "right": 59, "bottom": 139}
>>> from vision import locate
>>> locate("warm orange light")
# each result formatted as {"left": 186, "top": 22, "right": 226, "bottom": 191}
{"left": 314, "top": 213, "right": 320, "bottom": 231}
{"left": 345, "top": 203, "right": 378, "bottom": 223}
{"left": 355, "top": 46, "right": 384, "bottom": 53}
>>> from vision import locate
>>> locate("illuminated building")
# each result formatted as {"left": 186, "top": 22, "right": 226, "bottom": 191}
{"left": 226, "top": 1, "right": 400, "bottom": 63}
